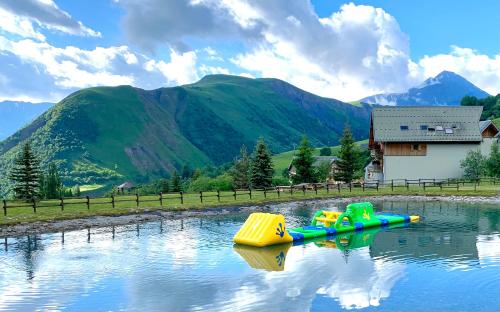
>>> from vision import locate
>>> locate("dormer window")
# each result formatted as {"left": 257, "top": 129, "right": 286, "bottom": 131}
{"left": 400, "top": 125, "right": 409, "bottom": 131}
{"left": 420, "top": 125, "right": 428, "bottom": 130}
{"left": 436, "top": 126, "right": 444, "bottom": 131}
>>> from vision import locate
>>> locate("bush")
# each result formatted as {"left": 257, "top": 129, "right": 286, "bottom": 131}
{"left": 187, "top": 174, "right": 234, "bottom": 191}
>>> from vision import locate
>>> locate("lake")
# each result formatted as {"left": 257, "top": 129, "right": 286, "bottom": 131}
{"left": 0, "top": 200, "right": 499, "bottom": 311}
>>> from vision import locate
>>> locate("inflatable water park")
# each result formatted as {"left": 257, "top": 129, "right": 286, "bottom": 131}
{"left": 234, "top": 202, "right": 419, "bottom": 247}
{"left": 233, "top": 202, "right": 420, "bottom": 271}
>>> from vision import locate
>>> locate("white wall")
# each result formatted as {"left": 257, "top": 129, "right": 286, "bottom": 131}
{"left": 382, "top": 142, "right": 491, "bottom": 180}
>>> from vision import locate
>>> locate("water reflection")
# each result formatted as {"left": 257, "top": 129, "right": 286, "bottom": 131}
{"left": 0, "top": 201, "right": 498, "bottom": 311}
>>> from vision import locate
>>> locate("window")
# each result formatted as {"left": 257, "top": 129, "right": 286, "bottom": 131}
{"left": 400, "top": 125, "right": 409, "bottom": 131}
{"left": 411, "top": 144, "right": 420, "bottom": 151}
{"left": 428, "top": 127, "right": 435, "bottom": 132}
{"left": 445, "top": 128, "right": 453, "bottom": 134}
{"left": 420, "top": 125, "right": 428, "bottom": 130}
{"left": 436, "top": 126, "right": 444, "bottom": 131}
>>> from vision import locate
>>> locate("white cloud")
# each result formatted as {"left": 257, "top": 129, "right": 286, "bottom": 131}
{"left": 417, "top": 46, "right": 500, "bottom": 95}
{"left": 0, "top": 36, "right": 204, "bottom": 102}
{"left": 143, "top": 50, "right": 199, "bottom": 85}
{"left": 0, "top": 7, "right": 45, "bottom": 41}
{"left": 0, "top": 0, "right": 100, "bottom": 39}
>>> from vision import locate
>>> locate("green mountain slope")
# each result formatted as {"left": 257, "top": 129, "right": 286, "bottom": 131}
{"left": 0, "top": 75, "right": 372, "bottom": 195}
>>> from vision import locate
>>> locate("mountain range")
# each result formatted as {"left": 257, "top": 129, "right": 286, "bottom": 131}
{"left": 360, "top": 71, "right": 490, "bottom": 106}
{"left": 0, "top": 75, "right": 372, "bottom": 194}
{"left": 0, "top": 101, "right": 53, "bottom": 140}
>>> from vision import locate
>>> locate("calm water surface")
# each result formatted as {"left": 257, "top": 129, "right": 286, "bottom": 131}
{"left": 0, "top": 201, "right": 499, "bottom": 311}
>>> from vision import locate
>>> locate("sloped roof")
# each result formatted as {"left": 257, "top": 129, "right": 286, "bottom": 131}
{"left": 118, "top": 182, "right": 134, "bottom": 189}
{"left": 313, "top": 156, "right": 339, "bottom": 166}
{"left": 372, "top": 106, "right": 483, "bottom": 142}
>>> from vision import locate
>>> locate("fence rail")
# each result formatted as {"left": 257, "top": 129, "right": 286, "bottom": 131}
{"left": 2, "top": 177, "right": 499, "bottom": 216}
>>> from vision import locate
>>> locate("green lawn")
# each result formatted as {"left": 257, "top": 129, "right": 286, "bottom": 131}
{"left": 272, "top": 139, "right": 369, "bottom": 176}
{"left": 2, "top": 181, "right": 499, "bottom": 226}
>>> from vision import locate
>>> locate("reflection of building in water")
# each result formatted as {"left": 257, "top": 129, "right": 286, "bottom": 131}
{"left": 369, "top": 201, "right": 500, "bottom": 262}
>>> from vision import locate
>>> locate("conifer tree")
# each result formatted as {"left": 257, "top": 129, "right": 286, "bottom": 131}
{"left": 334, "top": 126, "right": 360, "bottom": 183}
{"left": 291, "top": 136, "right": 316, "bottom": 184}
{"left": 231, "top": 145, "right": 251, "bottom": 189}
{"left": 171, "top": 171, "right": 181, "bottom": 192}
{"left": 250, "top": 138, "right": 274, "bottom": 188}
{"left": 9, "top": 142, "right": 41, "bottom": 199}
{"left": 44, "top": 163, "right": 62, "bottom": 199}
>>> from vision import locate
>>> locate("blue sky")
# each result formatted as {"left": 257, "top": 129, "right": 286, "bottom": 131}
{"left": 0, "top": 0, "right": 498, "bottom": 103}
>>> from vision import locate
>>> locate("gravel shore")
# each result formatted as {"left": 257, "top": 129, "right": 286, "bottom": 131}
{"left": 1, "top": 195, "right": 499, "bottom": 238}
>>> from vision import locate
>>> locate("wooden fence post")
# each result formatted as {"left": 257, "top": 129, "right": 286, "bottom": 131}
{"left": 233, "top": 189, "right": 237, "bottom": 200}
{"left": 32, "top": 198, "right": 36, "bottom": 213}
{"left": 302, "top": 185, "right": 306, "bottom": 196}
{"left": 362, "top": 183, "right": 365, "bottom": 192}
{"left": 200, "top": 191, "right": 203, "bottom": 203}
{"left": 86, "top": 196, "right": 90, "bottom": 210}
{"left": 290, "top": 185, "right": 293, "bottom": 196}
{"left": 376, "top": 182, "right": 379, "bottom": 191}
{"left": 249, "top": 189, "right": 252, "bottom": 199}
{"left": 2, "top": 200, "right": 6, "bottom": 216}
{"left": 263, "top": 188, "right": 267, "bottom": 199}
{"left": 217, "top": 190, "right": 220, "bottom": 202}
{"left": 180, "top": 192, "right": 184, "bottom": 204}
{"left": 326, "top": 183, "right": 329, "bottom": 194}
{"left": 277, "top": 188, "right": 280, "bottom": 198}
{"left": 391, "top": 179, "right": 394, "bottom": 191}
{"left": 314, "top": 184, "right": 318, "bottom": 195}
{"left": 60, "top": 198, "right": 64, "bottom": 211}
{"left": 159, "top": 192, "right": 163, "bottom": 206}
{"left": 337, "top": 183, "right": 341, "bottom": 193}
{"left": 349, "top": 183, "right": 352, "bottom": 192}
{"left": 136, "top": 193, "right": 139, "bottom": 207}
{"left": 111, "top": 195, "right": 115, "bottom": 208}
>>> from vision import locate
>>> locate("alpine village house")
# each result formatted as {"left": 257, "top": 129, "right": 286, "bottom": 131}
{"left": 366, "top": 106, "right": 499, "bottom": 181}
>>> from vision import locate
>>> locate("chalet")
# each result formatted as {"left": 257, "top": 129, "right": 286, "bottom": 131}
{"left": 289, "top": 156, "right": 340, "bottom": 182}
{"left": 366, "top": 106, "right": 499, "bottom": 181}
{"left": 117, "top": 181, "right": 135, "bottom": 194}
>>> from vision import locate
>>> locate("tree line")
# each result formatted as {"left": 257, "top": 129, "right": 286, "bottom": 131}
{"left": 6, "top": 127, "right": 365, "bottom": 199}
{"left": 8, "top": 142, "right": 80, "bottom": 200}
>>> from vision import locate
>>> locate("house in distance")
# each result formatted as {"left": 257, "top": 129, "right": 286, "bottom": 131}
{"left": 366, "top": 106, "right": 499, "bottom": 181}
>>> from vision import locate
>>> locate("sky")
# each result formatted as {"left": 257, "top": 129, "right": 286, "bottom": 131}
{"left": 0, "top": 0, "right": 499, "bottom": 103}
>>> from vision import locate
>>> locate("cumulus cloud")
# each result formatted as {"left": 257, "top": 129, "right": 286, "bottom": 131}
{"left": 417, "top": 46, "right": 500, "bottom": 96}
{"left": 117, "top": 0, "right": 264, "bottom": 52}
{"left": 117, "top": 0, "right": 416, "bottom": 100}
{"left": 0, "top": 36, "right": 204, "bottom": 102}
{"left": 0, "top": 0, "right": 100, "bottom": 38}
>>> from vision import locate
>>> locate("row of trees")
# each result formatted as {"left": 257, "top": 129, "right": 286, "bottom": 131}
{"left": 230, "top": 138, "right": 274, "bottom": 189}
{"left": 291, "top": 127, "right": 364, "bottom": 184}
{"left": 461, "top": 142, "right": 500, "bottom": 179}
{"left": 9, "top": 143, "right": 79, "bottom": 200}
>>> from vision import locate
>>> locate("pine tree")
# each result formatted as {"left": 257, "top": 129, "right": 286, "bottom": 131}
{"left": 45, "top": 163, "right": 62, "bottom": 199}
{"left": 334, "top": 126, "right": 360, "bottom": 183}
{"left": 250, "top": 138, "right": 274, "bottom": 189}
{"left": 291, "top": 136, "right": 316, "bottom": 184}
{"left": 9, "top": 142, "right": 41, "bottom": 200}
{"left": 181, "top": 165, "right": 192, "bottom": 179}
{"left": 159, "top": 179, "right": 170, "bottom": 193}
{"left": 231, "top": 145, "right": 251, "bottom": 189}
{"left": 171, "top": 171, "right": 181, "bottom": 192}
{"left": 486, "top": 142, "right": 500, "bottom": 177}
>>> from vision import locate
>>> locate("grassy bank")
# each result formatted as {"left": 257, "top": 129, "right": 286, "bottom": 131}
{"left": 2, "top": 182, "right": 500, "bottom": 226}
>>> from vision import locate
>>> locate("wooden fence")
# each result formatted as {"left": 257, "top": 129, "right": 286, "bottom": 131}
{"left": 2, "top": 177, "right": 499, "bottom": 216}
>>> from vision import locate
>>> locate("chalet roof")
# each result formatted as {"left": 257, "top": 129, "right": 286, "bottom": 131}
{"left": 288, "top": 156, "right": 339, "bottom": 170}
{"left": 371, "top": 106, "right": 483, "bottom": 143}
{"left": 313, "top": 156, "right": 339, "bottom": 166}
{"left": 117, "top": 182, "right": 134, "bottom": 189}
